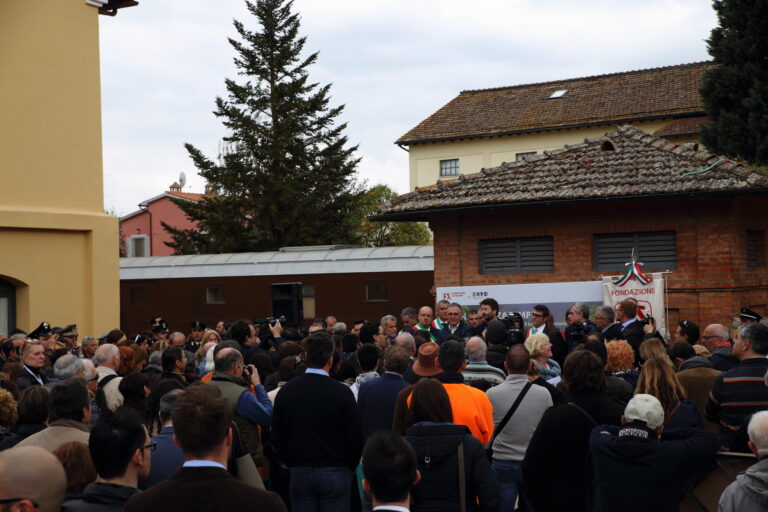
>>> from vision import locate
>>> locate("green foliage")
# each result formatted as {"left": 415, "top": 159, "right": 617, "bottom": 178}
{"left": 165, "top": 0, "right": 362, "bottom": 254}
{"left": 700, "top": 0, "right": 768, "bottom": 165}
{"left": 349, "top": 184, "right": 431, "bottom": 247}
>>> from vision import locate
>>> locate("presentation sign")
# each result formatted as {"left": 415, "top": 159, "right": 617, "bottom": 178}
{"left": 602, "top": 272, "right": 667, "bottom": 338}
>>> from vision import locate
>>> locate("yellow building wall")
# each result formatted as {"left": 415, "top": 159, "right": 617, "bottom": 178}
{"left": 408, "top": 121, "right": 700, "bottom": 189}
{"left": 0, "top": 0, "right": 119, "bottom": 335}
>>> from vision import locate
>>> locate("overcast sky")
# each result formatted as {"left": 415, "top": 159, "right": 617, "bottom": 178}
{"left": 99, "top": 0, "right": 717, "bottom": 216}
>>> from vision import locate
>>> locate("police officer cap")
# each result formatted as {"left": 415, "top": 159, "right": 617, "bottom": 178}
{"left": 191, "top": 320, "right": 207, "bottom": 331}
{"left": 59, "top": 324, "right": 78, "bottom": 337}
{"left": 28, "top": 321, "right": 53, "bottom": 339}
{"left": 151, "top": 317, "right": 169, "bottom": 333}
{"left": 740, "top": 308, "right": 762, "bottom": 321}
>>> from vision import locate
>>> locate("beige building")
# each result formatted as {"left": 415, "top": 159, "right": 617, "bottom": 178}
{"left": 397, "top": 62, "right": 710, "bottom": 190}
{"left": 0, "top": 0, "right": 136, "bottom": 335}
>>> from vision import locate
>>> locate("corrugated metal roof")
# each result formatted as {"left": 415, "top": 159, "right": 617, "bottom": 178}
{"left": 120, "top": 246, "right": 434, "bottom": 280}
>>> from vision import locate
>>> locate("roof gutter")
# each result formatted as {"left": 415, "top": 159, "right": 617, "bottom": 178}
{"left": 369, "top": 188, "right": 768, "bottom": 222}
{"left": 395, "top": 111, "right": 706, "bottom": 147}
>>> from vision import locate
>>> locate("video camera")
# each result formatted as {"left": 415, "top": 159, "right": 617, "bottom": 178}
{"left": 497, "top": 311, "right": 526, "bottom": 348}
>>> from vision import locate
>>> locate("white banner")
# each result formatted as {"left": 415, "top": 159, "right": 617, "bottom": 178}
{"left": 602, "top": 273, "right": 666, "bottom": 338}
{"left": 437, "top": 281, "right": 603, "bottom": 331}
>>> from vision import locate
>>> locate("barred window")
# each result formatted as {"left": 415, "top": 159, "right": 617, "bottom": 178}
{"left": 365, "top": 281, "right": 389, "bottom": 301}
{"left": 480, "top": 237, "right": 554, "bottom": 274}
{"left": 594, "top": 231, "right": 676, "bottom": 271}
{"left": 439, "top": 159, "right": 459, "bottom": 177}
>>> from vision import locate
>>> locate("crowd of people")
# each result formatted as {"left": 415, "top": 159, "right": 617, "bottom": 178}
{"left": 0, "top": 300, "right": 767, "bottom": 512}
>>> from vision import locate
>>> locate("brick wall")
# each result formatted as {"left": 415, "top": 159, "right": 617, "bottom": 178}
{"left": 430, "top": 194, "right": 768, "bottom": 328}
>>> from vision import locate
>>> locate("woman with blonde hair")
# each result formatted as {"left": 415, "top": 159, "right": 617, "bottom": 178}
{"left": 606, "top": 340, "right": 639, "bottom": 388}
{"left": 635, "top": 357, "right": 701, "bottom": 428}
{"left": 524, "top": 333, "right": 561, "bottom": 380}
{"left": 639, "top": 337, "right": 672, "bottom": 366}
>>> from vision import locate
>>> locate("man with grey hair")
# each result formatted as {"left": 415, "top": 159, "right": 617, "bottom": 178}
{"left": 51, "top": 354, "right": 85, "bottom": 382}
{"left": 438, "top": 303, "right": 473, "bottom": 343}
{"left": 719, "top": 410, "right": 768, "bottom": 511}
{"left": 93, "top": 344, "right": 123, "bottom": 412}
{"left": 400, "top": 307, "right": 417, "bottom": 332}
{"left": 80, "top": 336, "right": 98, "bottom": 360}
{"left": 380, "top": 314, "right": 398, "bottom": 344}
{"left": 595, "top": 305, "right": 622, "bottom": 340}
{"left": 462, "top": 336, "right": 505, "bottom": 390}
{"left": 706, "top": 322, "right": 768, "bottom": 452}
{"left": 332, "top": 322, "right": 347, "bottom": 335}
{"left": 394, "top": 332, "right": 416, "bottom": 360}
{"left": 433, "top": 299, "right": 450, "bottom": 330}
{"left": 567, "top": 302, "right": 598, "bottom": 333}
{"left": 81, "top": 358, "right": 101, "bottom": 425}
{"left": 141, "top": 389, "right": 185, "bottom": 489}
{"left": 700, "top": 323, "right": 738, "bottom": 371}
{"left": 0, "top": 446, "right": 66, "bottom": 512}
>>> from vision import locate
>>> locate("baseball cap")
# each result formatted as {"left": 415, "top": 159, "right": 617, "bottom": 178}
{"left": 624, "top": 394, "right": 665, "bottom": 429}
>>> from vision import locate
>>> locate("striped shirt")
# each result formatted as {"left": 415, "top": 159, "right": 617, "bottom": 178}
{"left": 705, "top": 357, "right": 768, "bottom": 451}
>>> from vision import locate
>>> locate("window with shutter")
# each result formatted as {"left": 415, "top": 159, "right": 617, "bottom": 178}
{"left": 480, "top": 237, "right": 554, "bottom": 274}
{"left": 747, "top": 230, "right": 765, "bottom": 268}
{"left": 594, "top": 231, "right": 676, "bottom": 271}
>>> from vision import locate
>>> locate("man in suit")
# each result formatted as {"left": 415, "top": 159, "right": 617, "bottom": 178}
{"left": 361, "top": 431, "right": 420, "bottom": 512}
{"left": 615, "top": 300, "right": 645, "bottom": 360}
{"left": 437, "top": 303, "right": 474, "bottom": 343}
{"left": 358, "top": 346, "right": 411, "bottom": 440}
{"left": 124, "top": 384, "right": 286, "bottom": 512}
{"left": 595, "top": 305, "right": 623, "bottom": 341}
{"left": 272, "top": 331, "right": 363, "bottom": 512}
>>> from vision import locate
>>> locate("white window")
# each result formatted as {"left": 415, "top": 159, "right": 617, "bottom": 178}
{"left": 515, "top": 152, "right": 537, "bottom": 161}
{"left": 439, "top": 159, "right": 460, "bottom": 177}
{"left": 127, "top": 235, "right": 150, "bottom": 257}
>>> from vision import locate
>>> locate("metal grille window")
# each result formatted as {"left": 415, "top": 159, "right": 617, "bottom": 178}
{"left": 439, "top": 159, "right": 459, "bottom": 177}
{"left": 480, "top": 237, "right": 554, "bottom": 274}
{"left": 747, "top": 230, "right": 765, "bottom": 268}
{"left": 594, "top": 231, "right": 677, "bottom": 271}
{"left": 515, "top": 151, "right": 537, "bottom": 161}
{"left": 365, "top": 281, "right": 389, "bottom": 301}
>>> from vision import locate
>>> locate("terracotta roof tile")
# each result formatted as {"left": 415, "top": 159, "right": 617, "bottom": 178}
{"left": 376, "top": 125, "right": 768, "bottom": 219}
{"left": 653, "top": 116, "right": 709, "bottom": 138}
{"left": 397, "top": 62, "right": 713, "bottom": 145}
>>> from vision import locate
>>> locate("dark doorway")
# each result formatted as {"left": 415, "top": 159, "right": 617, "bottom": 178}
{"left": 0, "top": 279, "right": 16, "bottom": 335}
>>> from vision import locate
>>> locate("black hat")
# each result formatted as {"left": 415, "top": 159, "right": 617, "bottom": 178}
{"left": 59, "top": 324, "right": 78, "bottom": 337}
{"left": 28, "top": 321, "right": 53, "bottom": 339}
{"left": 151, "top": 317, "right": 169, "bottom": 333}
{"left": 191, "top": 320, "right": 207, "bottom": 331}
{"left": 740, "top": 307, "right": 762, "bottom": 322}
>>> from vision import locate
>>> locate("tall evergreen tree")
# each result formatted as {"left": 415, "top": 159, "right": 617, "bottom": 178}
{"left": 700, "top": 0, "right": 768, "bottom": 165}
{"left": 164, "top": 0, "right": 362, "bottom": 253}
{"left": 348, "top": 185, "right": 431, "bottom": 247}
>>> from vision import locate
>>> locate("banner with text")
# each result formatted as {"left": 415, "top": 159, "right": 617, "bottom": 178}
{"left": 602, "top": 273, "right": 666, "bottom": 338}
{"left": 437, "top": 281, "right": 603, "bottom": 331}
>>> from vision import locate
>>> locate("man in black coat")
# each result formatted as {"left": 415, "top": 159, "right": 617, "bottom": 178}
{"left": 595, "top": 305, "right": 623, "bottom": 341}
{"left": 358, "top": 346, "right": 410, "bottom": 441}
{"left": 590, "top": 394, "right": 719, "bottom": 512}
{"left": 124, "top": 385, "right": 285, "bottom": 512}
{"left": 437, "top": 303, "right": 475, "bottom": 343}
{"left": 272, "top": 331, "right": 363, "bottom": 512}
{"left": 615, "top": 300, "right": 645, "bottom": 361}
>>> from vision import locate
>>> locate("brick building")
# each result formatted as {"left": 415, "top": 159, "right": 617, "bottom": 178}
{"left": 374, "top": 125, "right": 768, "bottom": 328}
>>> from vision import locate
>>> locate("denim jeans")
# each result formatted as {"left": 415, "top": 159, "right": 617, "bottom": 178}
{"left": 492, "top": 459, "right": 523, "bottom": 511}
{"left": 290, "top": 466, "right": 352, "bottom": 512}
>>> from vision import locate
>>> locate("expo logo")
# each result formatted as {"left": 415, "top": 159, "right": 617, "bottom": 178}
{"left": 472, "top": 291, "right": 488, "bottom": 298}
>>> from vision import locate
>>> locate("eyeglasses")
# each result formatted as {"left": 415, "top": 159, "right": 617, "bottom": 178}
{"left": 0, "top": 498, "right": 39, "bottom": 508}
{"left": 143, "top": 442, "right": 157, "bottom": 452}
{"left": 530, "top": 312, "right": 544, "bottom": 318}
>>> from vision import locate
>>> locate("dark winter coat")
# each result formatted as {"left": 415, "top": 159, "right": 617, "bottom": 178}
{"left": 590, "top": 423, "right": 719, "bottom": 512}
{"left": 522, "top": 391, "right": 624, "bottom": 512}
{"left": 62, "top": 482, "right": 140, "bottom": 512}
{"left": 405, "top": 423, "right": 499, "bottom": 512}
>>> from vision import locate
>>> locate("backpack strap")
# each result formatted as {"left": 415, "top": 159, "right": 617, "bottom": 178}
{"left": 491, "top": 381, "right": 533, "bottom": 446}
{"left": 96, "top": 374, "right": 119, "bottom": 417}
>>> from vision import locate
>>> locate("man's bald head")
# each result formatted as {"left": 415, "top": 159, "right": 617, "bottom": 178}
{"left": 0, "top": 446, "right": 66, "bottom": 512}
{"left": 93, "top": 343, "right": 119, "bottom": 369}
{"left": 395, "top": 332, "right": 416, "bottom": 356}
{"left": 505, "top": 344, "right": 531, "bottom": 374}
{"left": 214, "top": 347, "right": 243, "bottom": 374}
{"left": 701, "top": 323, "right": 730, "bottom": 350}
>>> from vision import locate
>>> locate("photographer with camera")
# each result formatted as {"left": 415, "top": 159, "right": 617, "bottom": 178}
{"left": 564, "top": 303, "right": 599, "bottom": 354}
{"left": 210, "top": 347, "right": 273, "bottom": 468}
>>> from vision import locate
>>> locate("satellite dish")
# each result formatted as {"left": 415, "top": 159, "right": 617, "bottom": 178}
{"left": 179, "top": 172, "right": 187, "bottom": 188}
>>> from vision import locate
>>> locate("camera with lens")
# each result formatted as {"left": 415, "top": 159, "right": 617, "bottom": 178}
{"left": 498, "top": 311, "right": 526, "bottom": 348}
{"left": 267, "top": 315, "right": 286, "bottom": 327}
{"left": 565, "top": 321, "right": 588, "bottom": 348}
